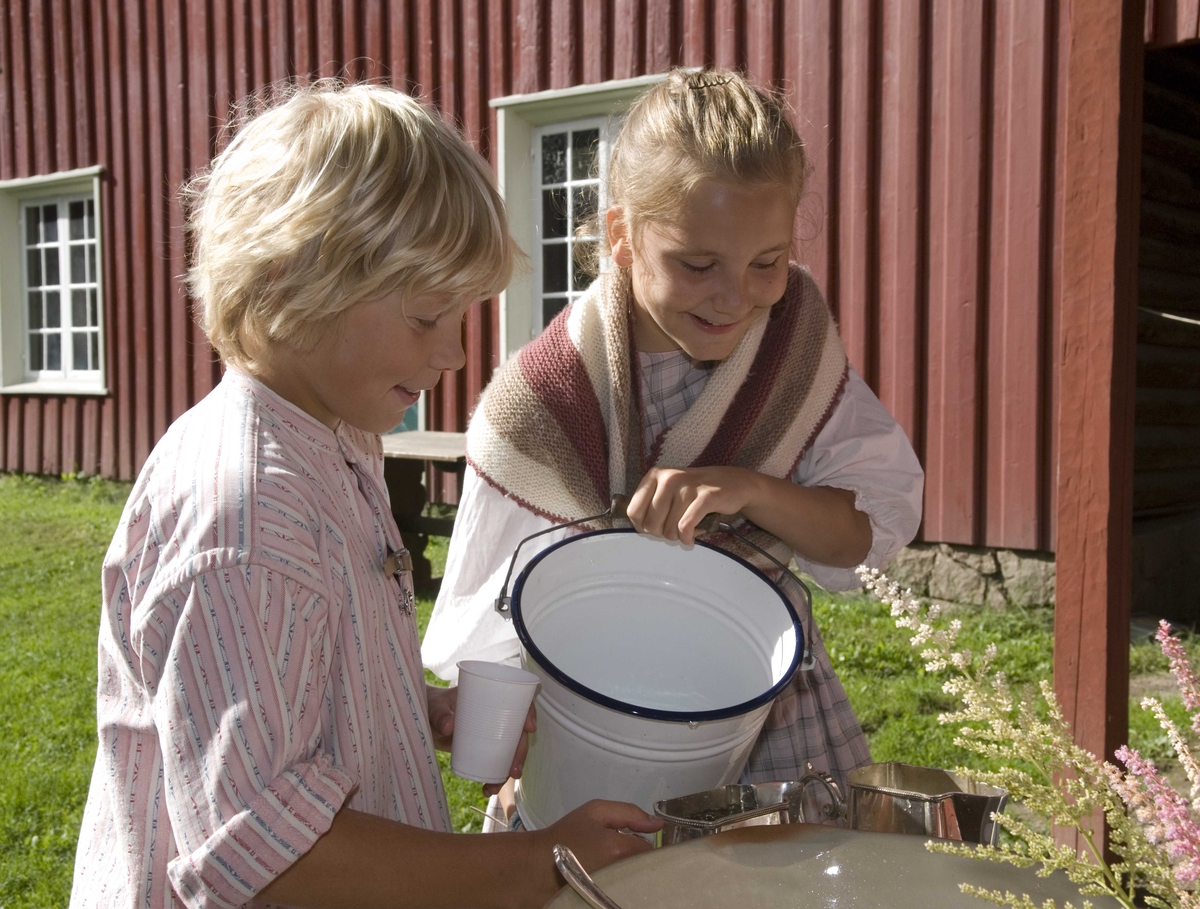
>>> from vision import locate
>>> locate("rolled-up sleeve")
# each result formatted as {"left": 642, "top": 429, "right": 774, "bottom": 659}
{"left": 792, "top": 368, "right": 925, "bottom": 590}
{"left": 149, "top": 566, "right": 356, "bottom": 909}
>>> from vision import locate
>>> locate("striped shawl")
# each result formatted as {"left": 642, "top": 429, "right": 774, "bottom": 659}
{"left": 467, "top": 264, "right": 849, "bottom": 565}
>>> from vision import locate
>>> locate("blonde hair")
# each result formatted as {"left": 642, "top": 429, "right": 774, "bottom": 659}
{"left": 186, "top": 81, "right": 516, "bottom": 368}
{"left": 600, "top": 68, "right": 808, "bottom": 254}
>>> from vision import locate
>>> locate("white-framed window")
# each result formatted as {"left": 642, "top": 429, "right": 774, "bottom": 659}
{"left": 490, "top": 74, "right": 669, "bottom": 360}
{"left": 0, "top": 166, "right": 106, "bottom": 394}
{"left": 532, "top": 118, "right": 606, "bottom": 328}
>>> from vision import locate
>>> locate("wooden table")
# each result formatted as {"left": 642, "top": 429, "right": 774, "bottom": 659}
{"left": 381, "top": 430, "right": 466, "bottom": 587}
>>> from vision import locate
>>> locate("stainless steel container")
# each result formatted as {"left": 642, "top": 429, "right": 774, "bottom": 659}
{"left": 847, "top": 762, "right": 1008, "bottom": 845}
{"left": 654, "top": 768, "right": 844, "bottom": 846}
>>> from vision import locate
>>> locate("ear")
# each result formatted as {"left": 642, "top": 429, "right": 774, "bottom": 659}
{"left": 606, "top": 207, "right": 635, "bottom": 269}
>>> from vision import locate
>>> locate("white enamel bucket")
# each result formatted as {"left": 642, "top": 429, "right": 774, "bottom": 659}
{"left": 504, "top": 528, "right": 803, "bottom": 829}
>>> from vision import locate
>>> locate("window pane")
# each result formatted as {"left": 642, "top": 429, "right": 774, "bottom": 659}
{"left": 90, "top": 333, "right": 99, "bottom": 370}
{"left": 543, "top": 297, "right": 569, "bottom": 325}
{"left": 87, "top": 245, "right": 96, "bottom": 282}
{"left": 573, "top": 185, "right": 598, "bottom": 228}
{"left": 47, "top": 333, "right": 61, "bottom": 370}
{"left": 42, "top": 204, "right": 58, "bottom": 242}
{"left": 28, "top": 292, "right": 42, "bottom": 329}
{"left": 89, "top": 290, "right": 98, "bottom": 326}
{"left": 46, "top": 290, "right": 61, "bottom": 327}
{"left": 73, "top": 332, "right": 89, "bottom": 370}
{"left": 86, "top": 199, "right": 95, "bottom": 237}
{"left": 542, "top": 188, "right": 568, "bottom": 239}
{"left": 541, "top": 133, "right": 567, "bottom": 185}
{"left": 45, "top": 247, "right": 59, "bottom": 285}
{"left": 25, "top": 209, "right": 38, "bottom": 245}
{"left": 72, "top": 289, "right": 88, "bottom": 326}
{"left": 30, "top": 335, "right": 43, "bottom": 371}
{"left": 571, "top": 129, "right": 600, "bottom": 181}
{"left": 71, "top": 245, "right": 86, "bottom": 284}
{"left": 574, "top": 243, "right": 597, "bottom": 291}
{"left": 27, "top": 249, "right": 42, "bottom": 286}
{"left": 70, "top": 201, "right": 85, "bottom": 240}
{"left": 543, "top": 243, "right": 567, "bottom": 292}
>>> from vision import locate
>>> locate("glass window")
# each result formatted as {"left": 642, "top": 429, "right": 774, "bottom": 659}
{"left": 21, "top": 193, "right": 102, "bottom": 381}
{"left": 533, "top": 120, "right": 607, "bottom": 331}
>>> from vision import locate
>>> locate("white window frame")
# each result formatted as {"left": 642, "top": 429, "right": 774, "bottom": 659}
{"left": 530, "top": 116, "right": 609, "bottom": 333}
{"left": 0, "top": 166, "right": 107, "bottom": 395}
{"left": 490, "top": 74, "right": 669, "bottom": 361}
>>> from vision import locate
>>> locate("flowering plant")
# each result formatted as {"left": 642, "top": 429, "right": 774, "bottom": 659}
{"left": 857, "top": 566, "right": 1200, "bottom": 909}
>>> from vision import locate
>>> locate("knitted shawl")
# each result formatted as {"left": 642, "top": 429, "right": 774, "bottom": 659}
{"left": 467, "top": 264, "right": 849, "bottom": 565}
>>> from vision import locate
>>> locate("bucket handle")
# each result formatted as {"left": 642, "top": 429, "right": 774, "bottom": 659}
{"left": 494, "top": 494, "right": 815, "bottom": 671}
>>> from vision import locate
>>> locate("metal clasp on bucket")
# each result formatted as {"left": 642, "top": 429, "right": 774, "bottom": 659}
{"left": 493, "top": 495, "right": 816, "bottom": 671}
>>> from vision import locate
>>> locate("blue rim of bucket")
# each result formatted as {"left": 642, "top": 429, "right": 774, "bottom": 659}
{"left": 509, "top": 527, "right": 804, "bottom": 722}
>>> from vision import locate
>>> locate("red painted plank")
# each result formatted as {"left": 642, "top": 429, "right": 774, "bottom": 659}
{"left": 23, "top": 397, "right": 42, "bottom": 473}
{"left": 611, "top": 0, "right": 639, "bottom": 79}
{"left": 549, "top": 0, "right": 576, "bottom": 88}
{"left": 342, "top": 0, "right": 361, "bottom": 79}
{"left": 8, "top": 0, "right": 33, "bottom": 176}
{"left": 513, "top": 0, "right": 542, "bottom": 93}
{"left": 713, "top": 0, "right": 737, "bottom": 69}
{"left": 785, "top": 0, "right": 836, "bottom": 305}
{"left": 439, "top": 0, "right": 458, "bottom": 118}
{"left": 877, "top": 0, "right": 927, "bottom": 457}
{"left": 746, "top": 0, "right": 777, "bottom": 84}
{"left": 105, "top": 2, "right": 132, "bottom": 479}
{"left": 43, "top": 397, "right": 61, "bottom": 474}
{"left": 92, "top": 0, "right": 117, "bottom": 479}
{"left": 189, "top": 0, "right": 219, "bottom": 405}
{"left": 645, "top": 0, "right": 673, "bottom": 72}
{"left": 126, "top": 0, "right": 153, "bottom": 474}
{"left": 82, "top": 397, "right": 100, "bottom": 476}
{"left": 364, "top": 0, "right": 386, "bottom": 81}
{"left": 4, "top": 398, "right": 19, "bottom": 470}
{"left": 52, "top": 0, "right": 74, "bottom": 169}
{"left": 62, "top": 393, "right": 79, "bottom": 474}
{"left": 923, "top": 0, "right": 985, "bottom": 545}
{"left": 582, "top": 0, "right": 609, "bottom": 82}
{"left": 0, "top": 0, "right": 13, "bottom": 180}
{"left": 1053, "top": 0, "right": 1140, "bottom": 784}
{"left": 416, "top": 0, "right": 438, "bottom": 98}
{"left": 144, "top": 0, "right": 171, "bottom": 447}
{"left": 984, "top": 0, "right": 1050, "bottom": 550}
{"left": 29, "top": 0, "right": 53, "bottom": 175}
{"left": 165, "top": 0, "right": 191, "bottom": 419}
{"left": 836, "top": 0, "right": 876, "bottom": 384}
{"left": 71, "top": 0, "right": 95, "bottom": 164}
{"left": 681, "top": 0, "right": 707, "bottom": 66}
{"left": 317, "top": 0, "right": 338, "bottom": 79}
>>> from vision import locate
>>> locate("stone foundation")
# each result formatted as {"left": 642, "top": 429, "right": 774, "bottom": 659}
{"left": 882, "top": 542, "right": 1056, "bottom": 609}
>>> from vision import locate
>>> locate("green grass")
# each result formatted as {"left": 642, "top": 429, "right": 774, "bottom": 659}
{"left": 1, "top": 474, "right": 1194, "bottom": 904}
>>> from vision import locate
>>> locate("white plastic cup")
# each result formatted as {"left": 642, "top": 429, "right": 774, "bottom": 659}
{"left": 451, "top": 660, "right": 541, "bottom": 784}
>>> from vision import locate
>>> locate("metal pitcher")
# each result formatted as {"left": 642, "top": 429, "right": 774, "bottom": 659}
{"left": 654, "top": 767, "right": 845, "bottom": 846}
{"left": 847, "top": 762, "right": 1008, "bottom": 846}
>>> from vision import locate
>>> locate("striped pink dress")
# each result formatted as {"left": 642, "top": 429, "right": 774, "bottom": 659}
{"left": 70, "top": 369, "right": 449, "bottom": 909}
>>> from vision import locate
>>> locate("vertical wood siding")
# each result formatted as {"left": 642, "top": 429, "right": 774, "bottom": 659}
{"left": 0, "top": 0, "right": 1084, "bottom": 551}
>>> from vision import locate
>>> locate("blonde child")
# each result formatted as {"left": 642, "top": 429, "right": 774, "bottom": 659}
{"left": 70, "top": 83, "right": 658, "bottom": 909}
{"left": 424, "top": 68, "right": 925, "bottom": 821}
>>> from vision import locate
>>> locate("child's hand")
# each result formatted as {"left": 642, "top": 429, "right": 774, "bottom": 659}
{"left": 425, "top": 684, "right": 537, "bottom": 798}
{"left": 527, "top": 800, "right": 662, "bottom": 900}
{"left": 626, "top": 466, "right": 760, "bottom": 546}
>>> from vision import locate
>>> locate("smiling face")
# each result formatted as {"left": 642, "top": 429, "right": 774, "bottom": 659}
{"left": 609, "top": 179, "right": 799, "bottom": 361}
{"left": 252, "top": 290, "right": 470, "bottom": 433}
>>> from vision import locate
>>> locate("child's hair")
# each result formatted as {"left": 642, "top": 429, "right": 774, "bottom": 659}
{"left": 604, "top": 67, "right": 808, "bottom": 251}
{"left": 185, "top": 81, "right": 516, "bottom": 368}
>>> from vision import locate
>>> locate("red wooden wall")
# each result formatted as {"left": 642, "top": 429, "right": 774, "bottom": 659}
{"left": 0, "top": 0, "right": 1160, "bottom": 554}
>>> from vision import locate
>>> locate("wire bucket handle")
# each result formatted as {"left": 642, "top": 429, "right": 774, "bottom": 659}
{"left": 494, "top": 494, "right": 815, "bottom": 671}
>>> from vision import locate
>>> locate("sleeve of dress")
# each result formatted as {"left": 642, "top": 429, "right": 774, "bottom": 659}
{"left": 791, "top": 367, "right": 925, "bottom": 591}
{"left": 150, "top": 564, "right": 356, "bottom": 909}
{"left": 421, "top": 465, "right": 569, "bottom": 684}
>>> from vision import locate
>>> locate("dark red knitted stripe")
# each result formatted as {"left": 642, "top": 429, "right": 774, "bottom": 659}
{"left": 691, "top": 269, "right": 806, "bottom": 468}
{"left": 516, "top": 308, "right": 611, "bottom": 505}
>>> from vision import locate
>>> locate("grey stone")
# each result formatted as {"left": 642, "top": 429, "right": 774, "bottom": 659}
{"left": 885, "top": 544, "right": 938, "bottom": 596}
{"left": 929, "top": 551, "right": 987, "bottom": 605}
{"left": 996, "top": 549, "right": 1056, "bottom": 607}
{"left": 939, "top": 543, "right": 998, "bottom": 576}
{"left": 984, "top": 578, "right": 1010, "bottom": 610}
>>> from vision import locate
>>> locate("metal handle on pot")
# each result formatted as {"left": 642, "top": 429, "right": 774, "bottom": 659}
{"left": 553, "top": 843, "right": 627, "bottom": 909}
{"left": 798, "top": 762, "right": 847, "bottom": 820}
{"left": 494, "top": 499, "right": 623, "bottom": 617}
{"left": 494, "top": 494, "right": 817, "bottom": 672}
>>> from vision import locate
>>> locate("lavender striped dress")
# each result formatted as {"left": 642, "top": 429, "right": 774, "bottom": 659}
{"left": 70, "top": 369, "right": 448, "bottom": 909}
